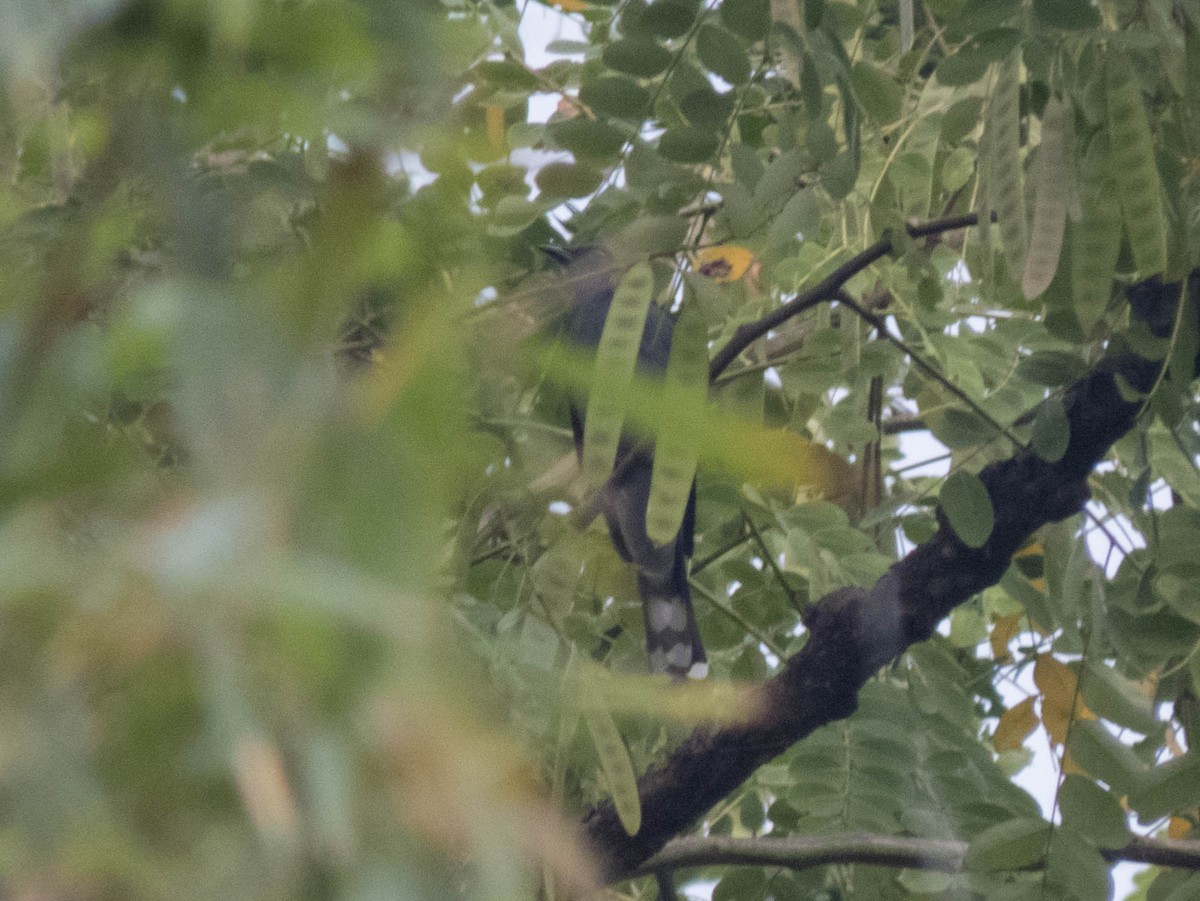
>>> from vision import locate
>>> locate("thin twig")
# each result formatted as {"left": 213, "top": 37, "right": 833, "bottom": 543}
{"left": 707, "top": 213, "right": 984, "bottom": 380}
{"left": 689, "top": 578, "right": 787, "bottom": 659}
{"left": 834, "top": 289, "right": 1022, "bottom": 447}
{"left": 742, "top": 512, "right": 801, "bottom": 612}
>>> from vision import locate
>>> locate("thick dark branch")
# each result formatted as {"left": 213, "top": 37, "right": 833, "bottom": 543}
{"left": 707, "top": 213, "right": 981, "bottom": 380}
{"left": 584, "top": 274, "right": 1199, "bottom": 881}
{"left": 631, "top": 833, "right": 1200, "bottom": 877}
{"left": 881, "top": 415, "right": 927, "bottom": 435}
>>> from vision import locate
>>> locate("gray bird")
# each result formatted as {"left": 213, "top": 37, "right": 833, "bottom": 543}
{"left": 549, "top": 246, "right": 707, "bottom": 679}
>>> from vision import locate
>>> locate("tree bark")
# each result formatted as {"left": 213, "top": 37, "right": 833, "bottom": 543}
{"left": 584, "top": 273, "right": 1199, "bottom": 881}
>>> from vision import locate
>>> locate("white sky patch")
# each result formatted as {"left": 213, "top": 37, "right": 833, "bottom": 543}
{"left": 518, "top": 3, "right": 584, "bottom": 123}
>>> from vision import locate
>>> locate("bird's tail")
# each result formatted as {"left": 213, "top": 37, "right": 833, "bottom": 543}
{"left": 637, "top": 559, "right": 707, "bottom": 680}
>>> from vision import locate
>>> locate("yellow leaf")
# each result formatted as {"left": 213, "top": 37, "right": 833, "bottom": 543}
{"left": 1062, "top": 749, "right": 1082, "bottom": 775}
{"left": 546, "top": 0, "right": 588, "bottom": 9}
{"left": 1167, "top": 723, "right": 1187, "bottom": 758}
{"left": 486, "top": 104, "right": 507, "bottom": 153}
{"left": 1034, "top": 653, "right": 1092, "bottom": 746}
{"left": 993, "top": 696, "right": 1039, "bottom": 752}
{"left": 990, "top": 613, "right": 1020, "bottom": 661}
{"left": 1169, "top": 817, "right": 1194, "bottom": 840}
{"left": 693, "top": 245, "right": 755, "bottom": 282}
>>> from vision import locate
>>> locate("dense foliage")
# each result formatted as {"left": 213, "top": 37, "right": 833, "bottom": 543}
{"left": 2, "top": 0, "right": 1200, "bottom": 898}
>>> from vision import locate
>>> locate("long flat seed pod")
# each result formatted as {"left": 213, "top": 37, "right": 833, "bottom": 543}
{"left": 1022, "top": 96, "right": 1071, "bottom": 300}
{"left": 1106, "top": 51, "right": 1168, "bottom": 276}
{"left": 975, "top": 113, "right": 995, "bottom": 286}
{"left": 582, "top": 262, "right": 656, "bottom": 488}
{"left": 646, "top": 303, "right": 708, "bottom": 547}
{"left": 583, "top": 698, "right": 641, "bottom": 836}
{"left": 1072, "top": 131, "right": 1123, "bottom": 334}
{"left": 988, "top": 51, "right": 1027, "bottom": 278}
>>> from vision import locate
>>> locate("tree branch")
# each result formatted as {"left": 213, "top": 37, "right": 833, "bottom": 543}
{"left": 583, "top": 274, "right": 1200, "bottom": 881}
{"left": 707, "top": 213, "right": 982, "bottom": 380}
{"left": 630, "top": 833, "right": 1200, "bottom": 878}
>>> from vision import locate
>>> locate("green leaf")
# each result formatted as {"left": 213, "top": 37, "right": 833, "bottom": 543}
{"left": 1017, "top": 350, "right": 1087, "bottom": 386}
{"left": 603, "top": 37, "right": 672, "bottom": 78}
{"left": 547, "top": 118, "right": 628, "bottom": 160}
{"left": 1034, "top": 0, "right": 1100, "bottom": 30}
{"left": 582, "top": 703, "right": 642, "bottom": 835}
{"left": 819, "top": 150, "right": 858, "bottom": 200}
{"left": 941, "top": 145, "right": 975, "bottom": 193}
{"left": 641, "top": 0, "right": 698, "bottom": 38}
{"left": 936, "top": 28, "right": 1021, "bottom": 86}
{"left": 851, "top": 61, "right": 902, "bottom": 124}
{"left": 580, "top": 75, "right": 651, "bottom": 119}
{"left": 1080, "top": 661, "right": 1158, "bottom": 735}
{"left": 1031, "top": 398, "right": 1070, "bottom": 462}
{"left": 612, "top": 214, "right": 691, "bottom": 258}
{"left": 949, "top": 605, "right": 987, "bottom": 648}
{"left": 950, "top": 0, "right": 1020, "bottom": 37}
{"left": 679, "top": 84, "right": 736, "bottom": 129}
{"left": 942, "top": 97, "right": 986, "bottom": 143}
{"left": 657, "top": 126, "right": 719, "bottom": 163}
{"left": 581, "top": 263, "right": 656, "bottom": 488}
{"left": 1044, "top": 830, "right": 1113, "bottom": 901}
{"left": 714, "top": 868, "right": 767, "bottom": 901}
{"left": 646, "top": 304, "right": 708, "bottom": 546}
{"left": 535, "top": 162, "right": 605, "bottom": 198}
{"left": 720, "top": 0, "right": 771, "bottom": 40}
{"left": 1155, "top": 566, "right": 1200, "bottom": 624}
{"left": 696, "top": 23, "right": 751, "bottom": 85}
{"left": 965, "top": 817, "right": 1048, "bottom": 871}
{"left": 898, "top": 871, "right": 957, "bottom": 894}
{"left": 1128, "top": 752, "right": 1200, "bottom": 822}
{"left": 941, "top": 470, "right": 995, "bottom": 548}
{"left": 927, "top": 408, "right": 993, "bottom": 449}
{"left": 1067, "top": 719, "right": 1146, "bottom": 794}
{"left": 487, "top": 195, "right": 543, "bottom": 237}
{"left": 766, "top": 188, "right": 822, "bottom": 253}
{"left": 1059, "top": 775, "right": 1130, "bottom": 848}
{"left": 472, "top": 59, "right": 540, "bottom": 92}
